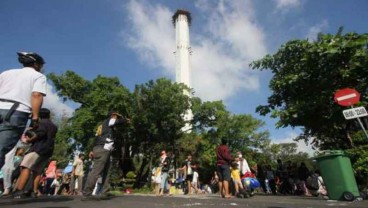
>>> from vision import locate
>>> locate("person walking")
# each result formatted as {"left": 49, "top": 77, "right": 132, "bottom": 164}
{"left": 81, "top": 110, "right": 129, "bottom": 201}
{"left": 179, "top": 154, "right": 195, "bottom": 195}
{"left": 216, "top": 139, "right": 233, "bottom": 198}
{"left": 0, "top": 52, "right": 47, "bottom": 169}
{"left": 158, "top": 150, "right": 170, "bottom": 196}
{"left": 71, "top": 153, "right": 85, "bottom": 195}
{"left": 44, "top": 160, "right": 58, "bottom": 195}
{"left": 12, "top": 108, "right": 57, "bottom": 198}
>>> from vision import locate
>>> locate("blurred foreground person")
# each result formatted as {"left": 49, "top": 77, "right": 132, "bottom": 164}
{"left": 0, "top": 52, "right": 47, "bottom": 169}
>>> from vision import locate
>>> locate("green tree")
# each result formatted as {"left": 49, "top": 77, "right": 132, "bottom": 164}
{"left": 251, "top": 30, "right": 368, "bottom": 149}
{"left": 185, "top": 98, "right": 272, "bottom": 182}
{"left": 251, "top": 30, "right": 368, "bottom": 188}
{"left": 48, "top": 71, "right": 133, "bottom": 178}
{"left": 128, "top": 78, "right": 192, "bottom": 187}
{"left": 51, "top": 114, "right": 75, "bottom": 167}
{"left": 49, "top": 73, "right": 194, "bottom": 187}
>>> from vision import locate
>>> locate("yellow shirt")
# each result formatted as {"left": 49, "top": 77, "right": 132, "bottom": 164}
{"left": 73, "top": 158, "right": 84, "bottom": 176}
{"left": 231, "top": 168, "right": 241, "bottom": 180}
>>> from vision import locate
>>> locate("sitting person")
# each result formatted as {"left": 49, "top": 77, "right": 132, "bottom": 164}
{"left": 210, "top": 171, "right": 219, "bottom": 193}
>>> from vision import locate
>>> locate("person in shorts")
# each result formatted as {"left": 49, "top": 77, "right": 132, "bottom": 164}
{"left": 179, "top": 154, "right": 196, "bottom": 195}
{"left": 12, "top": 108, "right": 57, "bottom": 198}
{"left": 216, "top": 138, "right": 233, "bottom": 198}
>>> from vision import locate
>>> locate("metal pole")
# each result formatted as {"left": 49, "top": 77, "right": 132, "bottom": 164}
{"left": 351, "top": 106, "right": 368, "bottom": 140}
{"left": 356, "top": 117, "right": 368, "bottom": 140}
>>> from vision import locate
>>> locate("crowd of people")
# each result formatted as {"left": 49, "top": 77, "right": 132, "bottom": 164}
{"left": 0, "top": 108, "right": 128, "bottom": 200}
{"left": 0, "top": 52, "right": 130, "bottom": 201}
{"left": 0, "top": 51, "right": 327, "bottom": 202}
{"left": 214, "top": 139, "right": 327, "bottom": 198}
{"left": 150, "top": 138, "right": 328, "bottom": 199}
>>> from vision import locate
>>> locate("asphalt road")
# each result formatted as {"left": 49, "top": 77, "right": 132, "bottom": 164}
{"left": 0, "top": 194, "right": 367, "bottom": 208}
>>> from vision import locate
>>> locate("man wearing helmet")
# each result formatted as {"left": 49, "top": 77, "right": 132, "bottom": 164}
{"left": 0, "top": 52, "right": 47, "bottom": 169}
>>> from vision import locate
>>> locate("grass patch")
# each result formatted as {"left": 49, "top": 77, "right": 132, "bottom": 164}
{"left": 110, "top": 186, "right": 154, "bottom": 195}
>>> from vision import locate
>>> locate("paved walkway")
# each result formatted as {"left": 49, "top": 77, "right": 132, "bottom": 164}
{"left": 0, "top": 193, "right": 367, "bottom": 208}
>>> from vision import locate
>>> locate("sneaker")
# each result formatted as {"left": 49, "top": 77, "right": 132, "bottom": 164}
{"left": 30, "top": 192, "right": 38, "bottom": 198}
{"left": 81, "top": 195, "right": 101, "bottom": 201}
{"left": 236, "top": 193, "right": 244, "bottom": 198}
{"left": 12, "top": 190, "right": 27, "bottom": 199}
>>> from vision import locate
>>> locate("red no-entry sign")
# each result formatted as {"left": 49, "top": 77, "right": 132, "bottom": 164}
{"left": 334, "top": 88, "right": 360, "bottom": 106}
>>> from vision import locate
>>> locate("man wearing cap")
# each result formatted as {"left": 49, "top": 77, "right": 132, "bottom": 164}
{"left": 82, "top": 110, "right": 129, "bottom": 201}
{"left": 0, "top": 52, "right": 47, "bottom": 169}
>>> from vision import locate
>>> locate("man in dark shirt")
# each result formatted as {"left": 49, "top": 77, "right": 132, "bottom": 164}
{"left": 216, "top": 138, "right": 233, "bottom": 198}
{"left": 82, "top": 110, "right": 129, "bottom": 201}
{"left": 13, "top": 108, "right": 58, "bottom": 198}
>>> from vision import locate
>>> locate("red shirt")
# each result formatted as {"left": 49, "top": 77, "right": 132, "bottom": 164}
{"left": 216, "top": 144, "right": 233, "bottom": 166}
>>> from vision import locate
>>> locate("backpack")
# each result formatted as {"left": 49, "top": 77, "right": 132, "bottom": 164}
{"left": 306, "top": 174, "right": 320, "bottom": 190}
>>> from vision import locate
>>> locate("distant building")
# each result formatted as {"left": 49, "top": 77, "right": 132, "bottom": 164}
{"left": 173, "top": 9, "right": 193, "bottom": 132}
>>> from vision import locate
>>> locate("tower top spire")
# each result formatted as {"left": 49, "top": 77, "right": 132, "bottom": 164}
{"left": 172, "top": 9, "right": 192, "bottom": 27}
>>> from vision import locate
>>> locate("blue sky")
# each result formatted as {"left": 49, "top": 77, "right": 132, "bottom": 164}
{"left": 1, "top": 0, "right": 367, "bottom": 153}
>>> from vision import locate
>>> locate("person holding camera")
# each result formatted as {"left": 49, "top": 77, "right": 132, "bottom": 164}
{"left": 12, "top": 108, "right": 58, "bottom": 198}
{"left": 82, "top": 110, "right": 129, "bottom": 201}
{"left": 0, "top": 52, "right": 47, "bottom": 169}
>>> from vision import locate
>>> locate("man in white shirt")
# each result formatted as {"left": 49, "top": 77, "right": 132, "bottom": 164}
{"left": 0, "top": 52, "right": 47, "bottom": 169}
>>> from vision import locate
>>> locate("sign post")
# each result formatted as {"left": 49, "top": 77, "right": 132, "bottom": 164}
{"left": 334, "top": 88, "right": 368, "bottom": 140}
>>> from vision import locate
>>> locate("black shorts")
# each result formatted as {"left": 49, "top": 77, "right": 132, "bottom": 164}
{"left": 217, "top": 164, "right": 231, "bottom": 182}
{"left": 186, "top": 174, "right": 193, "bottom": 182}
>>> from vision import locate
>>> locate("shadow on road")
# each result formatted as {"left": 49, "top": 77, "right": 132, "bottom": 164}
{"left": 0, "top": 196, "right": 74, "bottom": 207}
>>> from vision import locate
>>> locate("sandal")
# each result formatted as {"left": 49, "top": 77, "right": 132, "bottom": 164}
{"left": 1, "top": 194, "right": 11, "bottom": 198}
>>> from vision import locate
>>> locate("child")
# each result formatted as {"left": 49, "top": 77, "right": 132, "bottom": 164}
{"left": 191, "top": 168, "right": 200, "bottom": 194}
{"left": 231, "top": 161, "right": 244, "bottom": 197}
{"left": 11, "top": 147, "right": 25, "bottom": 181}
{"left": 57, "top": 172, "right": 71, "bottom": 195}
{"left": 152, "top": 167, "right": 161, "bottom": 196}
{"left": 1, "top": 146, "right": 26, "bottom": 196}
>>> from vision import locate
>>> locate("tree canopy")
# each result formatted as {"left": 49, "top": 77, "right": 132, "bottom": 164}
{"left": 251, "top": 30, "right": 368, "bottom": 188}
{"left": 48, "top": 68, "right": 315, "bottom": 187}
{"left": 251, "top": 30, "right": 368, "bottom": 150}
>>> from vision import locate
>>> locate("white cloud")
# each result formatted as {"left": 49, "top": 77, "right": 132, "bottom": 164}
{"left": 273, "top": 130, "right": 316, "bottom": 156}
{"left": 123, "top": 0, "right": 175, "bottom": 73}
{"left": 43, "top": 83, "right": 74, "bottom": 118}
{"left": 123, "top": 0, "right": 267, "bottom": 101}
{"left": 273, "top": 0, "right": 302, "bottom": 10}
{"left": 306, "top": 20, "right": 329, "bottom": 41}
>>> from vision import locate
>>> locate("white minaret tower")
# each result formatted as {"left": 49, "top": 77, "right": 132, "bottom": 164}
{"left": 173, "top": 10, "right": 193, "bottom": 132}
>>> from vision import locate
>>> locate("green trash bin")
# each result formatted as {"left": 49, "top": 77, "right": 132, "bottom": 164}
{"left": 315, "top": 150, "right": 360, "bottom": 201}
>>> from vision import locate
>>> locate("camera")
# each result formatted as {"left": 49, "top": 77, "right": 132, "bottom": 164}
{"left": 25, "top": 130, "right": 36, "bottom": 138}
